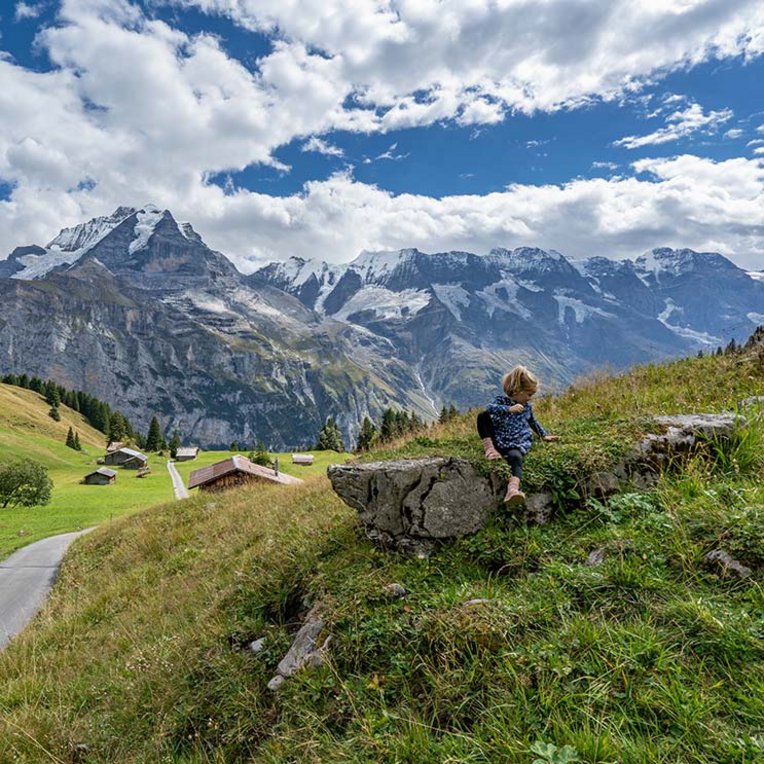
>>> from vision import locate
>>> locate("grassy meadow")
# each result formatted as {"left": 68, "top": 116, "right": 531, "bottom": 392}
{"left": 0, "top": 345, "right": 763, "bottom": 762}
{"left": 0, "top": 383, "right": 174, "bottom": 558}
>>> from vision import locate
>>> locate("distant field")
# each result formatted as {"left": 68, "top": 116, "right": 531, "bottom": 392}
{"left": 172, "top": 448, "right": 352, "bottom": 488}
{"left": 0, "top": 383, "right": 174, "bottom": 559}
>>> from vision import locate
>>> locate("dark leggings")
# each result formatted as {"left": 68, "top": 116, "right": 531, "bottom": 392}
{"left": 476, "top": 411, "right": 524, "bottom": 478}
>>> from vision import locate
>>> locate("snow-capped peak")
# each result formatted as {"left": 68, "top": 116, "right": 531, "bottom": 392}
{"left": 46, "top": 207, "right": 136, "bottom": 253}
{"left": 129, "top": 206, "right": 166, "bottom": 254}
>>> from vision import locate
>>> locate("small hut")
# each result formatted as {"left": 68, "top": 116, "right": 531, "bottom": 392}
{"left": 83, "top": 467, "right": 117, "bottom": 485}
{"left": 104, "top": 447, "right": 149, "bottom": 468}
{"left": 188, "top": 455, "right": 303, "bottom": 494}
{"left": 291, "top": 453, "right": 315, "bottom": 465}
{"left": 175, "top": 447, "right": 200, "bottom": 462}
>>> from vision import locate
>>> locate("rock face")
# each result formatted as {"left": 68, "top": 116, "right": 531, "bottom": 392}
{"left": 328, "top": 414, "right": 745, "bottom": 552}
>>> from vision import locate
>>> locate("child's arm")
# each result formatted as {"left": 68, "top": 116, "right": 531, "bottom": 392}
{"left": 529, "top": 405, "right": 558, "bottom": 441}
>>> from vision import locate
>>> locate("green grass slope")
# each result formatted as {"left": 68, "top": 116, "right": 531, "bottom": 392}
{"left": 0, "top": 383, "right": 174, "bottom": 558}
{"left": 1, "top": 343, "right": 764, "bottom": 763}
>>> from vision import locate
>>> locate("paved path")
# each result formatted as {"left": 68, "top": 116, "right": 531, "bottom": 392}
{"left": 167, "top": 460, "right": 190, "bottom": 500}
{"left": 0, "top": 529, "right": 93, "bottom": 650}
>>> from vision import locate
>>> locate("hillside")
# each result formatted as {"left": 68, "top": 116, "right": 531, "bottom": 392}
{"left": 0, "top": 383, "right": 174, "bottom": 557}
{"left": 0, "top": 343, "right": 763, "bottom": 762}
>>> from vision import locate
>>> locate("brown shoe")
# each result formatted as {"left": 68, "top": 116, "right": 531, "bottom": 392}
{"left": 482, "top": 437, "right": 502, "bottom": 460}
{"left": 504, "top": 476, "right": 526, "bottom": 505}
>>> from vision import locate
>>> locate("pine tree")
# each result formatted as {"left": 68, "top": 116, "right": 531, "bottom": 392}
{"left": 169, "top": 429, "right": 181, "bottom": 458}
{"left": 145, "top": 416, "right": 162, "bottom": 452}
{"left": 73, "top": 431, "right": 82, "bottom": 451}
{"left": 49, "top": 405, "right": 61, "bottom": 422}
{"left": 18, "top": 374, "right": 29, "bottom": 389}
{"left": 65, "top": 426, "right": 76, "bottom": 449}
{"left": 438, "top": 405, "right": 449, "bottom": 424}
{"left": 380, "top": 408, "right": 397, "bottom": 442}
{"left": 44, "top": 380, "right": 60, "bottom": 407}
{"left": 356, "top": 416, "right": 377, "bottom": 452}
{"left": 448, "top": 404, "right": 458, "bottom": 420}
{"left": 249, "top": 440, "right": 271, "bottom": 466}
{"left": 316, "top": 417, "right": 345, "bottom": 451}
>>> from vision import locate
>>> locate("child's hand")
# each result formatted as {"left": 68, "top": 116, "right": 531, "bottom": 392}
{"left": 543, "top": 435, "right": 559, "bottom": 442}
{"left": 508, "top": 403, "right": 525, "bottom": 413}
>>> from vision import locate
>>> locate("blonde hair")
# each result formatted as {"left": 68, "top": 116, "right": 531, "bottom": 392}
{"left": 502, "top": 365, "right": 538, "bottom": 397}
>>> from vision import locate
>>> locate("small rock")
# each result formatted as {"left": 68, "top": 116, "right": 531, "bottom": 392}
{"left": 383, "top": 583, "right": 407, "bottom": 598}
{"left": 738, "top": 396, "right": 764, "bottom": 408}
{"left": 267, "top": 606, "right": 330, "bottom": 691}
{"left": 704, "top": 549, "right": 752, "bottom": 579}
{"left": 585, "top": 548, "right": 606, "bottom": 567}
{"left": 461, "top": 598, "right": 494, "bottom": 607}
{"left": 248, "top": 637, "right": 267, "bottom": 654}
{"left": 585, "top": 472, "right": 620, "bottom": 498}
{"left": 525, "top": 492, "right": 554, "bottom": 525}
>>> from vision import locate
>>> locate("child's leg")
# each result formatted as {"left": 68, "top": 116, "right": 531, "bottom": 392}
{"left": 503, "top": 448, "right": 526, "bottom": 504}
{"left": 476, "top": 411, "right": 501, "bottom": 459}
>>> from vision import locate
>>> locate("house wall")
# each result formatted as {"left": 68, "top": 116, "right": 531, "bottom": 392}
{"left": 199, "top": 473, "right": 262, "bottom": 493}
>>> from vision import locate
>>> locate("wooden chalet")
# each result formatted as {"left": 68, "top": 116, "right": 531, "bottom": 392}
{"left": 83, "top": 468, "right": 117, "bottom": 485}
{"left": 175, "top": 447, "right": 200, "bottom": 462}
{"left": 291, "top": 453, "right": 315, "bottom": 465}
{"left": 104, "top": 447, "right": 149, "bottom": 468}
{"left": 188, "top": 455, "right": 303, "bottom": 494}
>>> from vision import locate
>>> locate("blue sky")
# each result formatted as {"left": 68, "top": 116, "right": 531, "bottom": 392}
{"left": 1, "top": 0, "right": 764, "bottom": 269}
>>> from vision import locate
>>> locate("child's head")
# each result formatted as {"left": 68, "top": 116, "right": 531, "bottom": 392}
{"left": 502, "top": 365, "right": 538, "bottom": 401}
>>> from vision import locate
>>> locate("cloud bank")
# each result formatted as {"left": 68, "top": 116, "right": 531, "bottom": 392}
{"left": 0, "top": 0, "right": 763, "bottom": 268}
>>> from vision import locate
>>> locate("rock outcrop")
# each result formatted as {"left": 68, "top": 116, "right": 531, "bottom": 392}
{"left": 328, "top": 414, "right": 745, "bottom": 553}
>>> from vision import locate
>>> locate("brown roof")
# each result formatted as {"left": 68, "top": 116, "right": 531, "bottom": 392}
{"left": 188, "top": 455, "right": 303, "bottom": 490}
{"left": 85, "top": 467, "right": 117, "bottom": 478}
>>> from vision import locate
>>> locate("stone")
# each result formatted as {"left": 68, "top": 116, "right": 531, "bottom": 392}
{"left": 383, "top": 583, "right": 407, "bottom": 598}
{"left": 585, "top": 548, "right": 606, "bottom": 567}
{"left": 584, "top": 471, "right": 621, "bottom": 498}
{"left": 267, "top": 606, "right": 330, "bottom": 691}
{"left": 328, "top": 457, "right": 504, "bottom": 552}
{"left": 525, "top": 492, "right": 554, "bottom": 525}
{"left": 703, "top": 549, "right": 752, "bottom": 579}
{"left": 248, "top": 637, "right": 267, "bottom": 654}
{"left": 461, "top": 598, "right": 494, "bottom": 607}
{"left": 738, "top": 396, "right": 764, "bottom": 408}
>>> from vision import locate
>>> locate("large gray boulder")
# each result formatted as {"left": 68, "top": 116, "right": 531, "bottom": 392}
{"left": 328, "top": 413, "right": 745, "bottom": 552}
{"left": 328, "top": 457, "right": 504, "bottom": 553}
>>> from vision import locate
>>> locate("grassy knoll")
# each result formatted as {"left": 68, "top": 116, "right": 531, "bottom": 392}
{"left": 1, "top": 347, "right": 763, "bottom": 762}
{"left": 0, "top": 383, "right": 174, "bottom": 558}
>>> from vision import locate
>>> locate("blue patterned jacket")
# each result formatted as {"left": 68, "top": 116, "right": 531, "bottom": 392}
{"left": 486, "top": 395, "right": 547, "bottom": 454}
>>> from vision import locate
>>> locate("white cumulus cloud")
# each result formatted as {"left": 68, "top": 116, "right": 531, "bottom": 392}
{"left": 614, "top": 102, "right": 733, "bottom": 149}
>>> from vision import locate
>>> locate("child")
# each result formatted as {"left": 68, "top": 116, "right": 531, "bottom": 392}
{"left": 477, "top": 365, "right": 558, "bottom": 505}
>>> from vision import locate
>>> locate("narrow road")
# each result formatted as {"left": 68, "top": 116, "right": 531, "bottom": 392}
{"left": 167, "top": 460, "right": 190, "bottom": 499}
{"left": 0, "top": 529, "right": 92, "bottom": 650}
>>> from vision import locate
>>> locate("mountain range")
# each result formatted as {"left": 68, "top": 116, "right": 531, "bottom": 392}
{"left": 1, "top": 205, "right": 763, "bottom": 447}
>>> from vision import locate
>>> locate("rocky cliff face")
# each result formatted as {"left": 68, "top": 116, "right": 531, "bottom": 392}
{"left": 2, "top": 206, "right": 763, "bottom": 447}
{"left": 0, "top": 208, "right": 426, "bottom": 448}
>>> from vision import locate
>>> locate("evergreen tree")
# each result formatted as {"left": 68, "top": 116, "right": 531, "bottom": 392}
{"left": 65, "top": 426, "right": 76, "bottom": 449}
{"left": 697, "top": 350, "right": 704, "bottom": 358}
{"left": 438, "top": 405, "right": 449, "bottom": 424}
{"left": 380, "top": 408, "right": 397, "bottom": 442}
{"left": 724, "top": 338, "right": 738, "bottom": 355}
{"left": 145, "top": 416, "right": 162, "bottom": 452}
{"left": 230, "top": 441, "right": 240, "bottom": 452}
{"left": 448, "top": 404, "right": 458, "bottom": 420}
{"left": 249, "top": 440, "right": 271, "bottom": 466}
{"left": 44, "top": 380, "right": 60, "bottom": 407}
{"left": 73, "top": 431, "right": 82, "bottom": 451}
{"left": 49, "top": 405, "right": 61, "bottom": 422}
{"left": 29, "top": 377, "right": 43, "bottom": 393}
{"left": 18, "top": 373, "right": 29, "bottom": 389}
{"left": 169, "top": 429, "right": 181, "bottom": 458}
{"left": 316, "top": 417, "right": 345, "bottom": 451}
{"left": 108, "top": 411, "right": 129, "bottom": 443}
{"left": 356, "top": 416, "right": 377, "bottom": 452}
